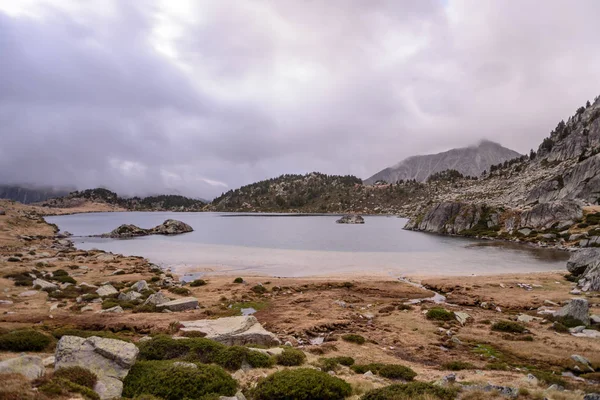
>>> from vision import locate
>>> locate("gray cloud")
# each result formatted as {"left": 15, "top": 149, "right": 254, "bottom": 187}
{"left": 1, "top": 0, "right": 600, "bottom": 199}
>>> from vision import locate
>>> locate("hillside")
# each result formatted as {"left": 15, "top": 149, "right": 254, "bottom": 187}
{"left": 42, "top": 188, "right": 207, "bottom": 212}
{"left": 365, "top": 140, "right": 521, "bottom": 184}
{"left": 209, "top": 172, "right": 431, "bottom": 214}
{"left": 0, "top": 185, "right": 72, "bottom": 204}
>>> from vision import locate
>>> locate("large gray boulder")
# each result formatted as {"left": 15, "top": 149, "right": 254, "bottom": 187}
{"left": 567, "top": 249, "right": 600, "bottom": 276}
{"left": 179, "top": 316, "right": 280, "bottom": 346}
{"left": 33, "top": 278, "right": 58, "bottom": 291}
{"left": 0, "top": 355, "right": 45, "bottom": 380}
{"left": 103, "top": 224, "right": 147, "bottom": 238}
{"left": 96, "top": 284, "right": 118, "bottom": 297}
{"left": 156, "top": 297, "right": 198, "bottom": 311}
{"left": 519, "top": 200, "right": 583, "bottom": 230}
{"left": 149, "top": 219, "right": 193, "bottom": 235}
{"left": 55, "top": 335, "right": 139, "bottom": 400}
{"left": 118, "top": 291, "right": 142, "bottom": 302}
{"left": 579, "top": 262, "right": 600, "bottom": 292}
{"left": 130, "top": 280, "right": 149, "bottom": 292}
{"left": 143, "top": 292, "right": 171, "bottom": 306}
{"left": 554, "top": 298, "right": 590, "bottom": 326}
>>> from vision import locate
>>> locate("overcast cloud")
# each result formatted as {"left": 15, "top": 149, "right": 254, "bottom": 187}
{"left": 1, "top": 0, "right": 600, "bottom": 199}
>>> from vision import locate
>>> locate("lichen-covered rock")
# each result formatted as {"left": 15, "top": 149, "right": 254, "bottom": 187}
{"left": 179, "top": 316, "right": 280, "bottom": 346}
{"left": 130, "top": 280, "right": 149, "bottom": 292}
{"left": 33, "top": 278, "right": 58, "bottom": 291}
{"left": 118, "top": 291, "right": 142, "bottom": 302}
{"left": 155, "top": 297, "right": 198, "bottom": 311}
{"left": 143, "top": 292, "right": 171, "bottom": 306}
{"left": 579, "top": 262, "right": 600, "bottom": 292}
{"left": 404, "top": 202, "right": 497, "bottom": 235}
{"left": 149, "top": 219, "right": 193, "bottom": 235}
{"left": 554, "top": 298, "right": 590, "bottom": 325}
{"left": 55, "top": 335, "right": 139, "bottom": 400}
{"left": 336, "top": 215, "right": 365, "bottom": 224}
{"left": 0, "top": 355, "right": 45, "bottom": 380}
{"left": 96, "top": 284, "right": 118, "bottom": 297}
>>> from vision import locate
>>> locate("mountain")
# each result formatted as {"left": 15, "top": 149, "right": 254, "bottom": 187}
{"left": 42, "top": 188, "right": 207, "bottom": 212}
{"left": 0, "top": 185, "right": 73, "bottom": 204}
{"left": 365, "top": 140, "right": 522, "bottom": 184}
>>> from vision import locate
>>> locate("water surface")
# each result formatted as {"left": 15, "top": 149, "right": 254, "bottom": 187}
{"left": 46, "top": 212, "right": 569, "bottom": 277}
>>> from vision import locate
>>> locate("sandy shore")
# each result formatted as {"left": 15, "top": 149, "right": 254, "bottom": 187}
{"left": 1, "top": 199, "right": 599, "bottom": 398}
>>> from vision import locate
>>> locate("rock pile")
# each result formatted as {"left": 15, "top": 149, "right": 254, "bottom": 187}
{"left": 101, "top": 219, "right": 193, "bottom": 238}
{"left": 336, "top": 215, "right": 365, "bottom": 224}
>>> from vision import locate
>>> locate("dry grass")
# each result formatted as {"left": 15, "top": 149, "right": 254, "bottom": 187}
{"left": 0, "top": 373, "right": 46, "bottom": 400}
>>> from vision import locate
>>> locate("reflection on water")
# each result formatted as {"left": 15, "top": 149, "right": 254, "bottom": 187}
{"left": 47, "top": 212, "right": 570, "bottom": 277}
{"left": 466, "top": 241, "right": 570, "bottom": 263}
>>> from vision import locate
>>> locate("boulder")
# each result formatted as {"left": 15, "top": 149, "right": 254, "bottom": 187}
{"left": 149, "top": 219, "right": 193, "bottom": 235}
{"left": 585, "top": 394, "right": 600, "bottom": 400}
{"left": 0, "top": 355, "right": 45, "bottom": 380}
{"left": 454, "top": 312, "right": 471, "bottom": 326}
{"left": 519, "top": 200, "right": 583, "bottom": 230}
{"left": 143, "top": 292, "right": 171, "bottom": 306}
{"left": 554, "top": 298, "right": 590, "bottom": 326}
{"left": 179, "top": 316, "right": 280, "bottom": 346}
{"left": 100, "top": 306, "right": 124, "bottom": 314}
{"left": 336, "top": 215, "right": 365, "bottom": 224}
{"left": 19, "top": 290, "right": 38, "bottom": 297}
{"left": 33, "top": 278, "right": 58, "bottom": 291}
{"left": 156, "top": 297, "right": 198, "bottom": 311}
{"left": 579, "top": 262, "right": 600, "bottom": 292}
{"left": 104, "top": 224, "right": 147, "bottom": 238}
{"left": 0, "top": 209, "right": 5, "bottom": 215}
{"left": 118, "top": 291, "right": 142, "bottom": 302}
{"left": 55, "top": 335, "right": 139, "bottom": 400}
{"left": 130, "top": 280, "right": 149, "bottom": 292}
{"left": 96, "top": 284, "right": 118, "bottom": 297}
{"left": 567, "top": 249, "right": 600, "bottom": 276}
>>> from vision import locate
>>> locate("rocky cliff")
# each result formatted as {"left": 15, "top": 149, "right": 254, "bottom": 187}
{"left": 365, "top": 140, "right": 521, "bottom": 184}
{"left": 405, "top": 95, "right": 600, "bottom": 248}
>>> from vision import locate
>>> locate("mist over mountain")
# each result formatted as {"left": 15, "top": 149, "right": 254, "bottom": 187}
{"left": 365, "top": 141, "right": 522, "bottom": 184}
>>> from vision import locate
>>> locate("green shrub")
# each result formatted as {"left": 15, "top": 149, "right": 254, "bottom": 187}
{"left": 0, "top": 329, "right": 52, "bottom": 351}
{"left": 341, "top": 334, "right": 366, "bottom": 344}
{"left": 351, "top": 363, "right": 385, "bottom": 374}
{"left": 252, "top": 368, "right": 352, "bottom": 400}
{"left": 168, "top": 287, "right": 191, "bottom": 296}
{"left": 133, "top": 304, "right": 159, "bottom": 313}
{"left": 246, "top": 350, "right": 275, "bottom": 368}
{"left": 40, "top": 378, "right": 100, "bottom": 400}
{"left": 150, "top": 276, "right": 160, "bottom": 282}
{"left": 426, "top": 307, "right": 455, "bottom": 321}
{"left": 378, "top": 364, "right": 417, "bottom": 380}
{"left": 491, "top": 321, "right": 526, "bottom": 333}
{"left": 122, "top": 361, "right": 237, "bottom": 400}
{"left": 233, "top": 277, "right": 244, "bottom": 284}
{"left": 54, "top": 366, "right": 97, "bottom": 389}
{"left": 553, "top": 315, "right": 587, "bottom": 328}
{"left": 486, "top": 361, "right": 509, "bottom": 371}
{"left": 333, "top": 356, "right": 355, "bottom": 366}
{"left": 533, "top": 370, "right": 566, "bottom": 386}
{"left": 52, "top": 269, "right": 69, "bottom": 277}
{"left": 52, "top": 275, "right": 77, "bottom": 284}
{"left": 137, "top": 335, "right": 197, "bottom": 361}
{"left": 189, "top": 279, "right": 207, "bottom": 287}
{"left": 215, "top": 346, "right": 252, "bottom": 370}
{"left": 442, "top": 361, "right": 475, "bottom": 371}
{"left": 318, "top": 358, "right": 340, "bottom": 372}
{"left": 251, "top": 285, "right": 267, "bottom": 294}
{"left": 360, "top": 382, "right": 459, "bottom": 400}
{"left": 398, "top": 304, "right": 414, "bottom": 311}
{"left": 275, "top": 348, "right": 306, "bottom": 366}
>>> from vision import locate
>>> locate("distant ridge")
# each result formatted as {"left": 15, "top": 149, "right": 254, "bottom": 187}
{"left": 365, "top": 140, "right": 521, "bottom": 184}
{"left": 0, "top": 185, "right": 72, "bottom": 204}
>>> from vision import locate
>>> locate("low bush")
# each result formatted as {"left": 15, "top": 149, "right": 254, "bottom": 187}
{"left": 52, "top": 275, "right": 77, "bottom": 284}
{"left": 39, "top": 378, "right": 100, "bottom": 400}
{"left": 233, "top": 277, "right": 244, "bottom": 284}
{"left": 533, "top": 370, "right": 566, "bottom": 387}
{"left": 251, "top": 285, "right": 267, "bottom": 294}
{"left": 397, "top": 304, "right": 414, "bottom": 311}
{"left": 486, "top": 362, "right": 509, "bottom": 371}
{"left": 581, "top": 372, "right": 600, "bottom": 381}
{"left": 442, "top": 361, "right": 475, "bottom": 371}
{"left": 168, "top": 287, "right": 191, "bottom": 296}
{"left": 133, "top": 304, "right": 159, "bottom": 313}
{"left": 54, "top": 366, "right": 97, "bottom": 389}
{"left": 189, "top": 279, "right": 207, "bottom": 287}
{"left": 351, "top": 363, "right": 385, "bottom": 374}
{"left": 122, "top": 360, "right": 237, "bottom": 400}
{"left": 333, "top": 356, "right": 355, "bottom": 366}
{"left": 552, "top": 315, "right": 587, "bottom": 328}
{"left": 0, "top": 329, "right": 52, "bottom": 351}
{"left": 275, "top": 347, "right": 306, "bottom": 366}
{"left": 361, "top": 382, "right": 459, "bottom": 400}
{"left": 252, "top": 368, "right": 352, "bottom": 400}
{"left": 377, "top": 364, "right": 417, "bottom": 380}
{"left": 246, "top": 350, "right": 275, "bottom": 368}
{"left": 52, "top": 269, "right": 69, "bottom": 277}
{"left": 318, "top": 358, "right": 340, "bottom": 372}
{"left": 341, "top": 334, "right": 366, "bottom": 344}
{"left": 491, "top": 321, "right": 526, "bottom": 333}
{"left": 426, "top": 307, "right": 455, "bottom": 321}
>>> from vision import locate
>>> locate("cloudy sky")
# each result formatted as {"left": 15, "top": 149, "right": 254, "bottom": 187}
{"left": 1, "top": 0, "right": 600, "bottom": 199}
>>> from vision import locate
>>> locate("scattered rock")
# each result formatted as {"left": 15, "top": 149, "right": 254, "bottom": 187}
{"left": 517, "top": 314, "right": 540, "bottom": 323}
{"left": 96, "top": 284, "right": 118, "bottom": 298}
{"left": 572, "top": 329, "right": 600, "bottom": 338}
{"left": 591, "top": 315, "right": 600, "bottom": 325}
{"left": 32, "top": 278, "right": 58, "bottom": 291}
{"left": 143, "top": 292, "right": 171, "bottom": 306}
{"left": 55, "top": 335, "right": 139, "bottom": 400}
{"left": 156, "top": 297, "right": 198, "bottom": 312}
{"left": 179, "top": 316, "right": 280, "bottom": 346}
{"left": 336, "top": 215, "right": 365, "bottom": 224}
{"left": 571, "top": 354, "right": 594, "bottom": 372}
{"left": 220, "top": 391, "right": 247, "bottom": 400}
{"left": 554, "top": 298, "right": 590, "bottom": 326}
{"left": 584, "top": 394, "right": 600, "bottom": 400}
{"left": 130, "top": 280, "right": 149, "bottom": 292}
{"left": 118, "top": 291, "right": 142, "bottom": 302}
{"left": 0, "top": 355, "right": 45, "bottom": 380}
{"left": 42, "top": 356, "right": 55, "bottom": 367}
{"left": 454, "top": 311, "right": 471, "bottom": 325}
{"left": 149, "top": 219, "right": 194, "bottom": 235}
{"left": 19, "top": 290, "right": 38, "bottom": 297}
{"left": 567, "top": 249, "right": 600, "bottom": 276}
{"left": 100, "top": 306, "right": 124, "bottom": 314}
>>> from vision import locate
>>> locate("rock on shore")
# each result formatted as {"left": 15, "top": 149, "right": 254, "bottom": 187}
{"left": 101, "top": 219, "right": 193, "bottom": 238}
{"left": 566, "top": 249, "right": 600, "bottom": 292}
{"left": 179, "top": 316, "right": 280, "bottom": 346}
{"left": 336, "top": 215, "right": 365, "bottom": 224}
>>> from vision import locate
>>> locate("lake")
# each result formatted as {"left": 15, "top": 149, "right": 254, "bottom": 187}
{"left": 46, "top": 212, "right": 570, "bottom": 278}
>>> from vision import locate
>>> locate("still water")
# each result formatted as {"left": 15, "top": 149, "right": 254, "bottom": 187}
{"left": 46, "top": 212, "right": 569, "bottom": 277}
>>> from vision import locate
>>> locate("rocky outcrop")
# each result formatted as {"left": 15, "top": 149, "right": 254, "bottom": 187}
{"left": 518, "top": 200, "right": 582, "bottom": 230}
{"left": 579, "top": 262, "right": 600, "bottom": 292}
{"left": 336, "top": 215, "right": 365, "bottom": 224}
{"left": 567, "top": 249, "right": 600, "bottom": 276}
{"left": 100, "top": 219, "right": 193, "bottom": 238}
{"left": 179, "top": 316, "right": 280, "bottom": 346}
{"left": 0, "top": 355, "right": 45, "bottom": 380}
{"left": 55, "top": 335, "right": 139, "bottom": 400}
{"left": 404, "top": 202, "right": 496, "bottom": 235}
{"left": 554, "top": 298, "right": 590, "bottom": 326}
{"left": 143, "top": 292, "right": 171, "bottom": 306}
